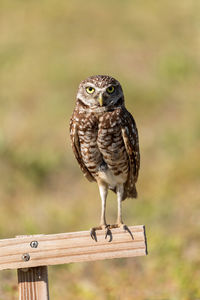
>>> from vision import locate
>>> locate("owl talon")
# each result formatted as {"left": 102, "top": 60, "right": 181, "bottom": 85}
{"left": 90, "top": 225, "right": 108, "bottom": 242}
{"left": 122, "top": 224, "right": 134, "bottom": 240}
{"left": 105, "top": 226, "right": 112, "bottom": 242}
{"left": 108, "top": 224, "right": 134, "bottom": 240}
{"left": 90, "top": 228, "right": 97, "bottom": 242}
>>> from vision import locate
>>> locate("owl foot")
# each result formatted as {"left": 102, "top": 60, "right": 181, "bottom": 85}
{"left": 108, "top": 223, "right": 134, "bottom": 240}
{"left": 90, "top": 225, "right": 112, "bottom": 242}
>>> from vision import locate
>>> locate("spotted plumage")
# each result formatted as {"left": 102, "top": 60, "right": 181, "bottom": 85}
{"left": 70, "top": 75, "right": 140, "bottom": 240}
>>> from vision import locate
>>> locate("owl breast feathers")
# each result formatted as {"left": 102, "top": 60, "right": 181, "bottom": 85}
{"left": 70, "top": 75, "right": 140, "bottom": 201}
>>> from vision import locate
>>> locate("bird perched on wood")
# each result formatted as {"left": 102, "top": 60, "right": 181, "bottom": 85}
{"left": 70, "top": 75, "right": 140, "bottom": 241}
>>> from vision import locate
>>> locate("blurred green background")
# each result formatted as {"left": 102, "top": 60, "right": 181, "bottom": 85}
{"left": 0, "top": 0, "right": 200, "bottom": 299}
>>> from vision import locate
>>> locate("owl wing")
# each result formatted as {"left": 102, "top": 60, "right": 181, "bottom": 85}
{"left": 121, "top": 108, "right": 140, "bottom": 197}
{"left": 70, "top": 116, "right": 95, "bottom": 182}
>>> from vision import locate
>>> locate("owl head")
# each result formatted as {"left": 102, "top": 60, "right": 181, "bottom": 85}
{"left": 76, "top": 75, "right": 124, "bottom": 111}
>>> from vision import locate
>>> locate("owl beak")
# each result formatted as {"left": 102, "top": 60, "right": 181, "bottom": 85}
{"left": 98, "top": 94, "right": 103, "bottom": 106}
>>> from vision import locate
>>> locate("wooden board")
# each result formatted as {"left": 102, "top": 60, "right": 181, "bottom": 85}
{"left": 0, "top": 226, "right": 147, "bottom": 271}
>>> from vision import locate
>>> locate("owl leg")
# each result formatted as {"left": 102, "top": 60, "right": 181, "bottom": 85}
{"left": 109, "top": 184, "right": 133, "bottom": 239}
{"left": 90, "top": 183, "right": 111, "bottom": 241}
{"left": 99, "top": 183, "right": 108, "bottom": 227}
{"left": 116, "top": 183, "right": 124, "bottom": 226}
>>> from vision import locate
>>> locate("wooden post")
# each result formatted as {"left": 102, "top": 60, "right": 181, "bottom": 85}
{"left": 18, "top": 266, "right": 49, "bottom": 300}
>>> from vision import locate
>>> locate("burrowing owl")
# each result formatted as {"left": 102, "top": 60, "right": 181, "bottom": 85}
{"left": 70, "top": 75, "right": 140, "bottom": 241}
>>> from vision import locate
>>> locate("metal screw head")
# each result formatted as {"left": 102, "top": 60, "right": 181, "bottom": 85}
{"left": 30, "top": 241, "right": 38, "bottom": 248}
{"left": 22, "top": 253, "right": 30, "bottom": 262}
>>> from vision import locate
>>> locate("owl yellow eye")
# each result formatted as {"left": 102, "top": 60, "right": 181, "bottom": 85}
{"left": 86, "top": 86, "right": 95, "bottom": 94}
{"left": 106, "top": 86, "right": 115, "bottom": 94}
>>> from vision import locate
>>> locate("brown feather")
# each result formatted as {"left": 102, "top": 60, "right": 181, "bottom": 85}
{"left": 70, "top": 114, "right": 95, "bottom": 182}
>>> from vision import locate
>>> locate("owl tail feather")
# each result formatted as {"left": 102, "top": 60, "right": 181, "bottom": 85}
{"left": 123, "top": 184, "right": 137, "bottom": 200}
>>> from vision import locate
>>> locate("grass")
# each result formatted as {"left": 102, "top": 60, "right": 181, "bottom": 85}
{"left": 0, "top": 0, "right": 200, "bottom": 299}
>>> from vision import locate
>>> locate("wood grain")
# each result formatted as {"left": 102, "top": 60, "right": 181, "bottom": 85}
{"left": 0, "top": 226, "right": 147, "bottom": 271}
{"left": 18, "top": 266, "right": 49, "bottom": 300}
